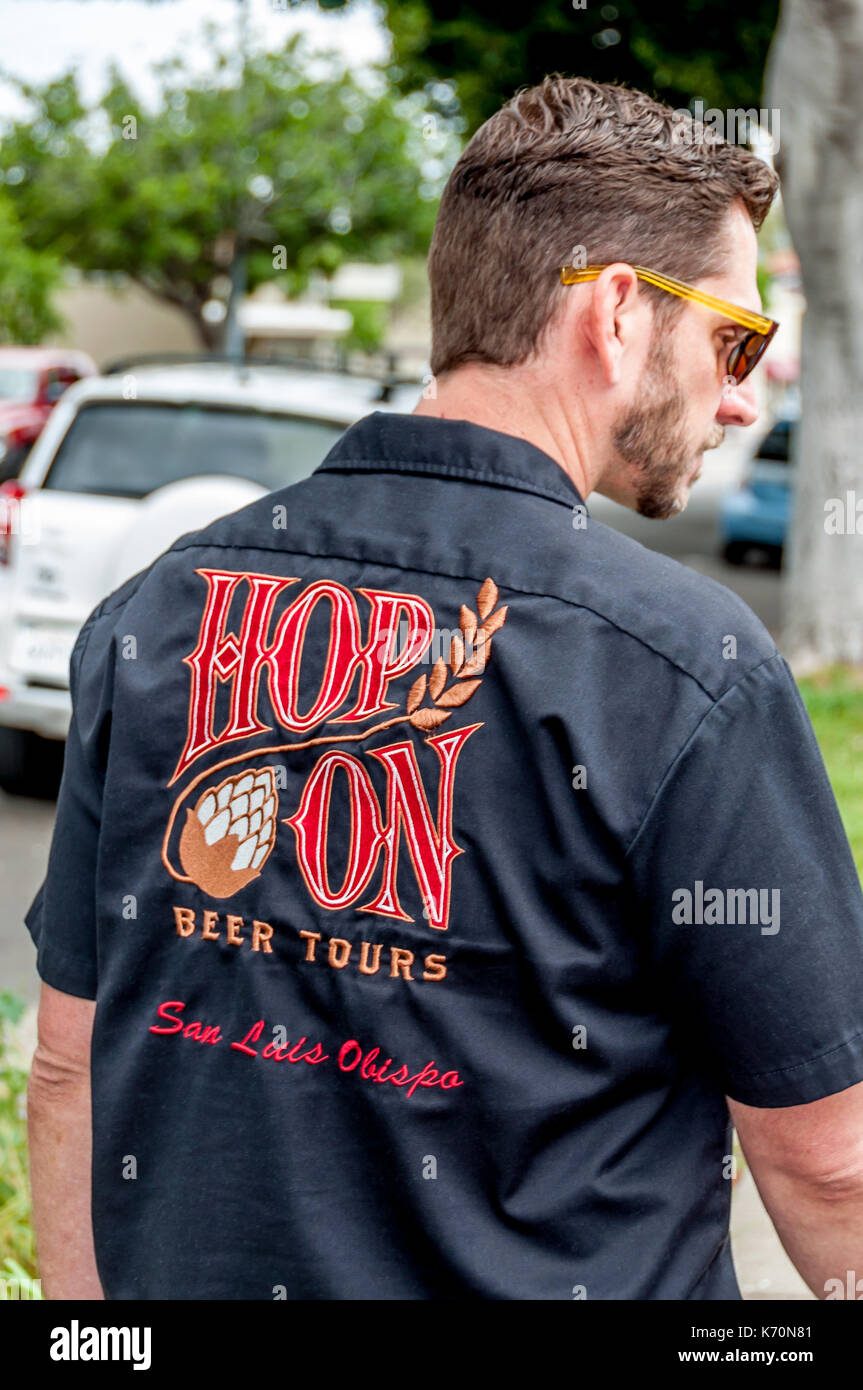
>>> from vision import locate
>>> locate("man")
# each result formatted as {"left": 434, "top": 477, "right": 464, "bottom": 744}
{"left": 26, "top": 75, "right": 863, "bottom": 1301}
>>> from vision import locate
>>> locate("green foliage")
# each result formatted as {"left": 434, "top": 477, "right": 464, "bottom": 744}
{"left": 0, "top": 194, "right": 63, "bottom": 343}
{"left": 328, "top": 297, "right": 389, "bottom": 353}
{"left": 310, "top": 0, "right": 781, "bottom": 135}
{"left": 0, "top": 30, "right": 459, "bottom": 346}
{"left": 0, "top": 991, "right": 40, "bottom": 1295}
{"left": 756, "top": 262, "right": 772, "bottom": 317}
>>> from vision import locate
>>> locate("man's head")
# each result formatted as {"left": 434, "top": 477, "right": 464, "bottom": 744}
{"left": 424, "top": 77, "right": 779, "bottom": 517}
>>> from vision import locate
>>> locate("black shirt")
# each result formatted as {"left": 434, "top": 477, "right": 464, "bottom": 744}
{"left": 25, "top": 409, "right": 863, "bottom": 1300}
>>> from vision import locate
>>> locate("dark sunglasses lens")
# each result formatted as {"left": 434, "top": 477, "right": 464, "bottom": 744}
{"left": 728, "top": 332, "right": 769, "bottom": 384}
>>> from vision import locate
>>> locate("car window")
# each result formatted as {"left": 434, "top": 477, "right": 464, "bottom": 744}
{"left": 42, "top": 369, "right": 68, "bottom": 403}
{"left": 0, "top": 368, "right": 39, "bottom": 402}
{"left": 41, "top": 401, "right": 347, "bottom": 498}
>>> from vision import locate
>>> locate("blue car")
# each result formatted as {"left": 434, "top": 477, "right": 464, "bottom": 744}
{"left": 719, "top": 414, "right": 795, "bottom": 566}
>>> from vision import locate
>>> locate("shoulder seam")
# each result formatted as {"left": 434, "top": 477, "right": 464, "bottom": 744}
{"left": 71, "top": 608, "right": 102, "bottom": 676}
{"left": 69, "top": 574, "right": 148, "bottom": 721}
{"left": 168, "top": 536, "right": 772, "bottom": 701}
{"left": 79, "top": 568, "right": 151, "bottom": 639}
{"left": 623, "top": 651, "right": 786, "bottom": 860}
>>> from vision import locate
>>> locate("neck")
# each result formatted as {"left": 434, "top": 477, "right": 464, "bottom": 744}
{"left": 412, "top": 362, "right": 594, "bottom": 499}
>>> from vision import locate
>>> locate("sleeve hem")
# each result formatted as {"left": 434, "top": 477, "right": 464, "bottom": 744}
{"left": 722, "top": 1032, "right": 863, "bottom": 1107}
{"left": 30, "top": 934, "right": 98, "bottom": 1001}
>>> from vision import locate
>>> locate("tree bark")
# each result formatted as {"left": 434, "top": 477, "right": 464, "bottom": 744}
{"left": 133, "top": 276, "right": 223, "bottom": 351}
{"left": 766, "top": 0, "right": 863, "bottom": 670}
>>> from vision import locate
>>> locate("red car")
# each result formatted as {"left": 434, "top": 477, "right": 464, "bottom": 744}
{"left": 0, "top": 347, "right": 97, "bottom": 482}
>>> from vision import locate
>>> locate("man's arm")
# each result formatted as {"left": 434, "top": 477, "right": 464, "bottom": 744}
{"left": 27, "top": 981, "right": 102, "bottom": 1299}
{"left": 729, "top": 1079, "right": 863, "bottom": 1299}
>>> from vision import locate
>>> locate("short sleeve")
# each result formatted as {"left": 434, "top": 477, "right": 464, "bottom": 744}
{"left": 626, "top": 652, "right": 863, "bottom": 1107}
{"left": 24, "top": 614, "right": 112, "bottom": 1000}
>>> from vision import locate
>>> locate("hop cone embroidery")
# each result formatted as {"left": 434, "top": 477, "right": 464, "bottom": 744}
{"left": 179, "top": 768, "right": 277, "bottom": 898}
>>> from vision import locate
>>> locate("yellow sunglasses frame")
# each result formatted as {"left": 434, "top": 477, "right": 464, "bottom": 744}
{"left": 559, "top": 263, "right": 778, "bottom": 381}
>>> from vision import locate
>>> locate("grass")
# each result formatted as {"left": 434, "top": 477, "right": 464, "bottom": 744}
{"left": 0, "top": 666, "right": 859, "bottom": 1294}
{"left": 798, "top": 666, "right": 863, "bottom": 879}
{"left": 0, "top": 991, "right": 41, "bottom": 1297}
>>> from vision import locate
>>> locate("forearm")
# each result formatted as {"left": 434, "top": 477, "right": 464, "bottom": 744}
{"left": 27, "top": 1062, "right": 103, "bottom": 1299}
{"left": 748, "top": 1163, "right": 863, "bottom": 1299}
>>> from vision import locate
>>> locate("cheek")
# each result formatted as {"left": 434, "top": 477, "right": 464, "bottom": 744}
{"left": 682, "top": 337, "right": 726, "bottom": 411}
{"left": 679, "top": 326, "right": 722, "bottom": 385}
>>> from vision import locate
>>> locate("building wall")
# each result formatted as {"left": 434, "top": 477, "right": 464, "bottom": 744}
{"left": 45, "top": 276, "right": 200, "bottom": 369}
{"left": 42, "top": 270, "right": 433, "bottom": 376}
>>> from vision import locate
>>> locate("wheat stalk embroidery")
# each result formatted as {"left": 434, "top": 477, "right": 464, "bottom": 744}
{"left": 404, "top": 577, "right": 509, "bottom": 731}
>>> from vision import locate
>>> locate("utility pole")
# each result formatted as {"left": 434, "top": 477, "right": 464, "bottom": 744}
{"left": 223, "top": 0, "right": 251, "bottom": 359}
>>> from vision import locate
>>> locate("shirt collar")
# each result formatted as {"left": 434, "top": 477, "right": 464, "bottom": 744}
{"left": 313, "top": 410, "right": 588, "bottom": 513}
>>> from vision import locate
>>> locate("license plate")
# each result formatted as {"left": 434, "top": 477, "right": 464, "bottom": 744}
{"left": 10, "top": 625, "right": 76, "bottom": 684}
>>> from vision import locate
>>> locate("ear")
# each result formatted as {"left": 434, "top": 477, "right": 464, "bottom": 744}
{"left": 584, "top": 264, "right": 644, "bottom": 387}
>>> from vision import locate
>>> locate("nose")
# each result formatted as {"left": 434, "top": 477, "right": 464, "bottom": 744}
{"left": 716, "top": 375, "right": 759, "bottom": 428}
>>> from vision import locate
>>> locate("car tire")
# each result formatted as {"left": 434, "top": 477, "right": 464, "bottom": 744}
{"left": 722, "top": 540, "right": 748, "bottom": 566}
{"left": 0, "top": 727, "right": 65, "bottom": 799}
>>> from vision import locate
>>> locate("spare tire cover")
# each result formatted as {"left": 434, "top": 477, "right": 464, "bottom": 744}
{"left": 109, "top": 475, "right": 268, "bottom": 588}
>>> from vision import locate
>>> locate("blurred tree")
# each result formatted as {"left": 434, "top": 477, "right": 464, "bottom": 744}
{"left": 328, "top": 297, "right": 390, "bottom": 354}
{"left": 767, "top": 2, "right": 863, "bottom": 667}
{"left": 0, "top": 31, "right": 456, "bottom": 348}
{"left": 297, "top": 0, "right": 780, "bottom": 133}
{"left": 0, "top": 193, "right": 62, "bottom": 343}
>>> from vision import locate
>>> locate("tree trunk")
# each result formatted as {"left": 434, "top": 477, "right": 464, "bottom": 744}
{"left": 223, "top": 247, "right": 247, "bottom": 359}
{"left": 196, "top": 312, "right": 227, "bottom": 353}
{"left": 132, "top": 277, "right": 224, "bottom": 351}
{"left": 766, "top": 0, "right": 863, "bottom": 670}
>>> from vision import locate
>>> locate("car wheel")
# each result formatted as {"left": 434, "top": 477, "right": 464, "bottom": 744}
{"left": 722, "top": 540, "right": 748, "bottom": 566}
{"left": 0, "top": 727, "right": 65, "bottom": 799}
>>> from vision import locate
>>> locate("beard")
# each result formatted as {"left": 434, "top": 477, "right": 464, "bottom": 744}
{"left": 611, "top": 332, "right": 721, "bottom": 520}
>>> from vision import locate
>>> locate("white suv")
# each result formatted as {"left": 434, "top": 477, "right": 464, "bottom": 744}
{"left": 0, "top": 357, "right": 422, "bottom": 795}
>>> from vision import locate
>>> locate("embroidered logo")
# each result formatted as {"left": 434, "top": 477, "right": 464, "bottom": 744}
{"left": 160, "top": 574, "right": 508, "bottom": 933}
{"left": 179, "top": 768, "right": 278, "bottom": 897}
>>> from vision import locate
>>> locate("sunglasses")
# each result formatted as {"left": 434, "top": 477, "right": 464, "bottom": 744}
{"left": 559, "top": 263, "right": 779, "bottom": 385}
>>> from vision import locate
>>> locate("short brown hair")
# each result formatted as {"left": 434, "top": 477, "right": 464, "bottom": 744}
{"left": 427, "top": 75, "right": 779, "bottom": 377}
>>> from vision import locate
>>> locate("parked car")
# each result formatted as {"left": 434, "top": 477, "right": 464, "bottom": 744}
{"left": 0, "top": 346, "right": 97, "bottom": 483}
{"left": 718, "top": 410, "right": 796, "bottom": 567}
{"left": 0, "top": 355, "right": 423, "bottom": 795}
